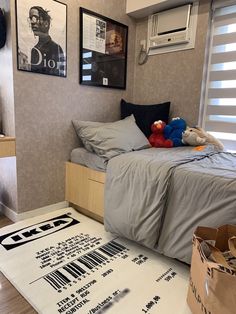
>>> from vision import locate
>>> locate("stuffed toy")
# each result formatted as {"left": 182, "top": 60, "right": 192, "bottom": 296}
{"left": 182, "top": 127, "right": 224, "bottom": 151}
{"left": 164, "top": 117, "right": 187, "bottom": 147}
{"left": 148, "top": 120, "right": 173, "bottom": 148}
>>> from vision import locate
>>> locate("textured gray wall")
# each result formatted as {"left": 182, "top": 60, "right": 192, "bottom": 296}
{"left": 11, "top": 0, "right": 136, "bottom": 213}
{"left": 0, "top": 0, "right": 17, "bottom": 212}
{"left": 0, "top": 0, "right": 211, "bottom": 214}
{"left": 133, "top": 0, "right": 210, "bottom": 126}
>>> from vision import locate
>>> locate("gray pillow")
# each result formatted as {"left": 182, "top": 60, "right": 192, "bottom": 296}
{"left": 72, "top": 115, "right": 150, "bottom": 160}
{"left": 72, "top": 120, "right": 103, "bottom": 152}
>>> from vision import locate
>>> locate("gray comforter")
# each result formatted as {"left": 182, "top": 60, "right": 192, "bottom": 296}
{"left": 104, "top": 146, "right": 236, "bottom": 264}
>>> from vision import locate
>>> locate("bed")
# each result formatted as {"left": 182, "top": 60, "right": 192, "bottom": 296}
{"left": 65, "top": 144, "right": 236, "bottom": 264}
{"left": 66, "top": 100, "right": 236, "bottom": 264}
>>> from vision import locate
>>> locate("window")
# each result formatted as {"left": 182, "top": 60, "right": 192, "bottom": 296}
{"left": 201, "top": 1, "right": 236, "bottom": 152}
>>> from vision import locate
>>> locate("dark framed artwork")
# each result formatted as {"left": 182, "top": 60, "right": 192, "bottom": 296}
{"left": 15, "top": 0, "right": 67, "bottom": 77}
{"left": 80, "top": 8, "right": 128, "bottom": 89}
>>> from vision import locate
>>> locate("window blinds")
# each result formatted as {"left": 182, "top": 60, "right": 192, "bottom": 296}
{"left": 204, "top": 3, "right": 236, "bottom": 151}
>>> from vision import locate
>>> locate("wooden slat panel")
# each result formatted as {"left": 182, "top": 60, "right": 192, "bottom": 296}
{"left": 213, "top": 32, "right": 236, "bottom": 46}
{"left": 209, "top": 69, "right": 236, "bottom": 81}
{"left": 208, "top": 87, "right": 236, "bottom": 98}
{"left": 206, "top": 105, "right": 236, "bottom": 115}
{"left": 211, "top": 51, "right": 236, "bottom": 64}
{"left": 205, "top": 120, "right": 236, "bottom": 133}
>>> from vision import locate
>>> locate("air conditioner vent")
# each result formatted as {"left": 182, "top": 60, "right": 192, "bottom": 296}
{"left": 151, "top": 14, "right": 159, "bottom": 37}
{"left": 147, "top": 2, "right": 199, "bottom": 54}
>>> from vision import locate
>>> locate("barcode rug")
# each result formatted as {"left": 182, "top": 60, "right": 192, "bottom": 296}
{"left": 0, "top": 207, "right": 191, "bottom": 314}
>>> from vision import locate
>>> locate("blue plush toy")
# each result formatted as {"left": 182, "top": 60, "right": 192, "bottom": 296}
{"left": 164, "top": 117, "right": 187, "bottom": 147}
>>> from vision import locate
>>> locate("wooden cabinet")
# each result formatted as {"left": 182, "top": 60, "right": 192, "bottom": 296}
{"left": 0, "top": 137, "right": 16, "bottom": 157}
{"left": 65, "top": 162, "right": 105, "bottom": 222}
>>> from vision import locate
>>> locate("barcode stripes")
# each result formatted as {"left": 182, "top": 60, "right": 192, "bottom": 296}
{"left": 45, "top": 275, "right": 60, "bottom": 290}
{"left": 43, "top": 240, "right": 127, "bottom": 291}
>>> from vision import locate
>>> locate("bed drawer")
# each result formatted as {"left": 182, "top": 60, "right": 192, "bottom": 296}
{"left": 88, "top": 168, "right": 105, "bottom": 184}
{"left": 65, "top": 162, "right": 105, "bottom": 221}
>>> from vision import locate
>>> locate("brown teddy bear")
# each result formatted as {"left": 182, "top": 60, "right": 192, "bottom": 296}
{"left": 182, "top": 127, "right": 224, "bottom": 151}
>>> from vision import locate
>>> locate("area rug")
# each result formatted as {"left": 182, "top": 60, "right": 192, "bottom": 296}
{"left": 0, "top": 207, "right": 191, "bottom": 314}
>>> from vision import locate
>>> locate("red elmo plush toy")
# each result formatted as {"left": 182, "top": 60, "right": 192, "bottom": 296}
{"left": 148, "top": 120, "right": 173, "bottom": 148}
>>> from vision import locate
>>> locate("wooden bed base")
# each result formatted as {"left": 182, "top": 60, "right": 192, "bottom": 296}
{"left": 65, "top": 162, "right": 105, "bottom": 223}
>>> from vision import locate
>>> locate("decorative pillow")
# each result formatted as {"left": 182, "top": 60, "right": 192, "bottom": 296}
{"left": 72, "top": 115, "right": 150, "bottom": 160}
{"left": 120, "top": 99, "right": 170, "bottom": 138}
{"left": 72, "top": 120, "right": 103, "bottom": 152}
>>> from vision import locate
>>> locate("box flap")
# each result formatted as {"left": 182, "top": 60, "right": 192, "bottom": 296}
{"left": 216, "top": 225, "right": 236, "bottom": 251}
{"left": 194, "top": 226, "right": 217, "bottom": 241}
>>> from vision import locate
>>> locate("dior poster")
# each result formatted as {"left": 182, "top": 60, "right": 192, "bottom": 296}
{"left": 16, "top": 0, "right": 67, "bottom": 77}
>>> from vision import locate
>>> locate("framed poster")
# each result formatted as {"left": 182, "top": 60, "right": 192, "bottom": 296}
{"left": 80, "top": 8, "right": 128, "bottom": 89}
{"left": 15, "top": 0, "right": 67, "bottom": 77}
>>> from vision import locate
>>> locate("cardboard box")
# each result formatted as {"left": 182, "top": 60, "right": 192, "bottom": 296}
{"left": 187, "top": 225, "right": 236, "bottom": 314}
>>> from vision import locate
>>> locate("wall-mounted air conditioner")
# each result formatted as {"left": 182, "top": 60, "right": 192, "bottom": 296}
{"left": 147, "top": 2, "right": 199, "bottom": 54}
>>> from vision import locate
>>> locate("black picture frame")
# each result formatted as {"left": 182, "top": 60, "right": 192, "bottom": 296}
{"left": 15, "top": 0, "right": 67, "bottom": 77}
{"left": 80, "top": 7, "right": 128, "bottom": 89}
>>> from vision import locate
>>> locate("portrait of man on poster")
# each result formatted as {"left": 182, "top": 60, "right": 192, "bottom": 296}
{"left": 16, "top": 0, "right": 67, "bottom": 77}
{"left": 28, "top": 6, "right": 65, "bottom": 76}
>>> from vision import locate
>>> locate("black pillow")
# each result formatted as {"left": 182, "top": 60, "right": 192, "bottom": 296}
{"left": 120, "top": 99, "right": 170, "bottom": 138}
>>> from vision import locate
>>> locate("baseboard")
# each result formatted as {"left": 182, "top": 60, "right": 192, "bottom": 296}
{"left": 0, "top": 201, "right": 69, "bottom": 222}
{"left": 0, "top": 203, "right": 17, "bottom": 222}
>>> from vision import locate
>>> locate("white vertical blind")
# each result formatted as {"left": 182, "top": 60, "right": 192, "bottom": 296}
{"left": 203, "top": 2, "right": 236, "bottom": 152}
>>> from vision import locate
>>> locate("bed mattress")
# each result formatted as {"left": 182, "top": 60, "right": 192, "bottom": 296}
{"left": 70, "top": 147, "right": 106, "bottom": 171}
